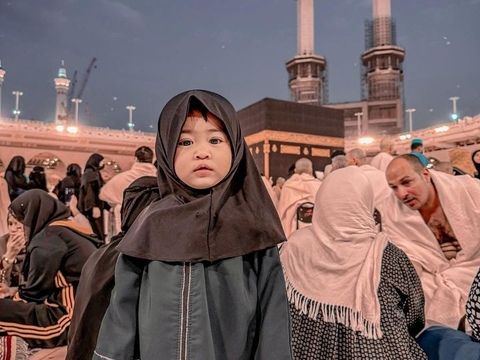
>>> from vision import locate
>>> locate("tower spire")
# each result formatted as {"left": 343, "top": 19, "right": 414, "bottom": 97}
{"left": 297, "top": 0, "right": 314, "bottom": 55}
{"left": 54, "top": 60, "right": 71, "bottom": 123}
{"left": 372, "top": 0, "right": 392, "bottom": 46}
{"left": 58, "top": 60, "right": 67, "bottom": 79}
{"left": 286, "top": 0, "right": 327, "bottom": 105}
{"left": 373, "top": 0, "right": 391, "bottom": 19}
{"left": 358, "top": 0, "right": 405, "bottom": 134}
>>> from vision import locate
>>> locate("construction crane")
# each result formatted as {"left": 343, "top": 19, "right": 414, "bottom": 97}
{"left": 76, "top": 57, "right": 97, "bottom": 101}
{"left": 60, "top": 57, "right": 97, "bottom": 122}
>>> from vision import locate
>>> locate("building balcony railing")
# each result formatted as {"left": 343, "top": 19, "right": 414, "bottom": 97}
{"left": 345, "top": 114, "right": 480, "bottom": 154}
{"left": 0, "top": 117, "right": 156, "bottom": 143}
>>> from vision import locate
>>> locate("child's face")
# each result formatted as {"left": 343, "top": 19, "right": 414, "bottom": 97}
{"left": 174, "top": 110, "right": 232, "bottom": 189}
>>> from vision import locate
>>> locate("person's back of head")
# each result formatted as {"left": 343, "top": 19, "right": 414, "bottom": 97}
{"left": 295, "top": 158, "right": 313, "bottom": 176}
{"left": 276, "top": 177, "right": 286, "bottom": 188}
{"left": 346, "top": 148, "right": 367, "bottom": 167}
{"left": 331, "top": 149, "right": 346, "bottom": 160}
{"left": 434, "top": 161, "right": 454, "bottom": 176}
{"left": 135, "top": 146, "right": 154, "bottom": 164}
{"left": 379, "top": 138, "right": 394, "bottom": 154}
{"left": 6, "top": 156, "right": 26, "bottom": 175}
{"left": 30, "top": 166, "right": 47, "bottom": 191}
{"left": 332, "top": 155, "right": 348, "bottom": 170}
{"left": 67, "top": 164, "right": 82, "bottom": 179}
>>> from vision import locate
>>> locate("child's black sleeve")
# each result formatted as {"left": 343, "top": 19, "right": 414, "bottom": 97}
{"left": 254, "top": 246, "right": 293, "bottom": 360}
{"left": 93, "top": 253, "right": 146, "bottom": 360}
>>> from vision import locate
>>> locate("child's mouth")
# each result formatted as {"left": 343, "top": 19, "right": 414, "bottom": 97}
{"left": 194, "top": 164, "right": 213, "bottom": 172}
{"left": 194, "top": 164, "right": 213, "bottom": 175}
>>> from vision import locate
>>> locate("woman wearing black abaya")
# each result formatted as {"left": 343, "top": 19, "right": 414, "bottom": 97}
{"left": 29, "top": 166, "right": 48, "bottom": 192}
{"left": 0, "top": 190, "right": 99, "bottom": 348}
{"left": 4, "top": 156, "right": 34, "bottom": 201}
{"left": 78, "top": 154, "right": 107, "bottom": 241}
{"left": 93, "top": 90, "right": 292, "bottom": 360}
{"left": 67, "top": 176, "right": 159, "bottom": 360}
{"left": 54, "top": 164, "right": 82, "bottom": 204}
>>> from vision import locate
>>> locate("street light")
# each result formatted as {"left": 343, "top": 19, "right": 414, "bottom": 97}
{"left": 406, "top": 108, "right": 416, "bottom": 133}
{"left": 449, "top": 96, "right": 459, "bottom": 121}
{"left": 12, "top": 91, "right": 23, "bottom": 122}
{"left": 71, "top": 98, "right": 82, "bottom": 125}
{"left": 354, "top": 112, "right": 363, "bottom": 137}
{"left": 126, "top": 106, "right": 136, "bottom": 132}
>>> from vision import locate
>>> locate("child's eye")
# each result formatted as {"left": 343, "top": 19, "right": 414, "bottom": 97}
{"left": 210, "top": 138, "right": 223, "bottom": 145}
{"left": 178, "top": 139, "right": 192, "bottom": 146}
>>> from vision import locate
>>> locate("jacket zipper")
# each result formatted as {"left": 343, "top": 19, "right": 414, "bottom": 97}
{"left": 179, "top": 263, "right": 192, "bottom": 360}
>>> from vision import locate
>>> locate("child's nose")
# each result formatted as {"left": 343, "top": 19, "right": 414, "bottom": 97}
{"left": 195, "top": 151, "right": 210, "bottom": 160}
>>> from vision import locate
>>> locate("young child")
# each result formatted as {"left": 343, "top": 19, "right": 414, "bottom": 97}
{"left": 93, "top": 90, "right": 292, "bottom": 360}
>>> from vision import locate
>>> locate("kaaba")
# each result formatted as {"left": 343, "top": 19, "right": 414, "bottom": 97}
{"left": 237, "top": 98, "right": 344, "bottom": 181}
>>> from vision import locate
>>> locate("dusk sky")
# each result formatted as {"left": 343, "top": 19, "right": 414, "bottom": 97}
{"left": 0, "top": 0, "right": 478, "bottom": 133}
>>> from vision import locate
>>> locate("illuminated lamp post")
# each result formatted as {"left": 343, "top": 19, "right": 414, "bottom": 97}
{"left": 12, "top": 91, "right": 23, "bottom": 121}
{"left": 126, "top": 105, "right": 136, "bottom": 132}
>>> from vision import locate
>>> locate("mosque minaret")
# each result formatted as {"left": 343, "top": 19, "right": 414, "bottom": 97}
{"left": 362, "top": 0, "right": 405, "bottom": 102}
{"left": 286, "top": 0, "right": 327, "bottom": 105}
{"left": 0, "top": 61, "right": 5, "bottom": 119}
{"left": 54, "top": 60, "right": 70, "bottom": 123}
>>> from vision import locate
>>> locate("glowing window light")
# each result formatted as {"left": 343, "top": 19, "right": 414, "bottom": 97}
{"left": 399, "top": 133, "right": 412, "bottom": 141}
{"left": 435, "top": 126, "right": 449, "bottom": 133}
{"left": 67, "top": 126, "right": 78, "bottom": 134}
{"left": 359, "top": 137, "right": 374, "bottom": 145}
{"left": 56, "top": 125, "right": 65, "bottom": 132}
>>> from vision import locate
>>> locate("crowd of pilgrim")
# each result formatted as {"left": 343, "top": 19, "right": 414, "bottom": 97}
{"left": 1, "top": 90, "right": 480, "bottom": 359}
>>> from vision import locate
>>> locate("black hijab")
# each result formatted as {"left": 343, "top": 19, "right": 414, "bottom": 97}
{"left": 82, "top": 154, "right": 104, "bottom": 187}
{"left": 120, "top": 176, "right": 160, "bottom": 232}
{"left": 472, "top": 150, "right": 480, "bottom": 175}
{"left": 67, "top": 163, "right": 82, "bottom": 179}
{"left": 29, "top": 166, "right": 48, "bottom": 192}
{"left": 9, "top": 189, "right": 71, "bottom": 242}
{"left": 66, "top": 163, "right": 82, "bottom": 189}
{"left": 6, "top": 156, "right": 26, "bottom": 175}
{"left": 117, "top": 90, "right": 286, "bottom": 262}
{"left": 85, "top": 154, "right": 104, "bottom": 171}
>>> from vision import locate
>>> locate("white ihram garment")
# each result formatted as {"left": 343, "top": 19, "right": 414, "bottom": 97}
{"left": 370, "top": 152, "right": 394, "bottom": 173}
{"left": 359, "top": 164, "right": 392, "bottom": 206}
{"left": 278, "top": 173, "right": 321, "bottom": 237}
{"left": 378, "top": 170, "right": 480, "bottom": 328}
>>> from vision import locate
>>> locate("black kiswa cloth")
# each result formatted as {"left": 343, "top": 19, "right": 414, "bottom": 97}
{"left": 117, "top": 90, "right": 286, "bottom": 262}
{"left": 66, "top": 176, "right": 159, "bottom": 360}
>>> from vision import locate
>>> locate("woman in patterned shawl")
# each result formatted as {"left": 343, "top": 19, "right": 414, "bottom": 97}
{"left": 281, "top": 166, "right": 427, "bottom": 359}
